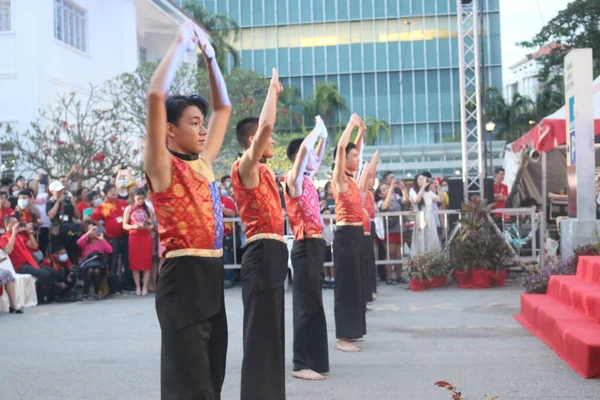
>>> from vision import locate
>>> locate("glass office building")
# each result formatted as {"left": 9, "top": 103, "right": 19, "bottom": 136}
{"left": 177, "top": 0, "right": 502, "bottom": 147}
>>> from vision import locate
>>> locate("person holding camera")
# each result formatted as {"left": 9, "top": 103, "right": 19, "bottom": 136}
{"left": 0, "top": 215, "right": 60, "bottom": 303}
{"left": 78, "top": 224, "right": 113, "bottom": 300}
{"left": 46, "top": 181, "right": 81, "bottom": 259}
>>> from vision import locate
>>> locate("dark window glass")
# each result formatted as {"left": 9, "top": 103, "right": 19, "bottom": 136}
{"left": 288, "top": 0, "right": 299, "bottom": 23}
{"left": 302, "top": 47, "right": 313, "bottom": 74}
{"left": 401, "top": 72, "right": 414, "bottom": 123}
{"left": 315, "top": 47, "right": 326, "bottom": 75}
{"left": 350, "top": 43, "right": 362, "bottom": 72}
{"left": 413, "top": 41, "right": 425, "bottom": 69}
{"left": 414, "top": 71, "right": 426, "bottom": 122}
{"left": 389, "top": 72, "right": 401, "bottom": 124}
{"left": 290, "top": 47, "right": 301, "bottom": 75}
{"left": 363, "top": 43, "right": 375, "bottom": 71}
{"left": 338, "top": 45, "right": 350, "bottom": 73}
{"left": 278, "top": 48, "right": 289, "bottom": 76}
{"left": 427, "top": 70, "right": 440, "bottom": 122}
{"left": 351, "top": 74, "right": 364, "bottom": 115}
{"left": 376, "top": 43, "right": 387, "bottom": 71}
{"left": 327, "top": 46, "right": 338, "bottom": 74}
{"left": 252, "top": 0, "right": 263, "bottom": 25}
{"left": 426, "top": 40, "right": 438, "bottom": 68}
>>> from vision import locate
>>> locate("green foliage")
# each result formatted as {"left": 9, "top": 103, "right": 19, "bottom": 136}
{"left": 519, "top": 0, "right": 600, "bottom": 83}
{"left": 447, "top": 196, "right": 512, "bottom": 273}
{"left": 301, "top": 82, "right": 347, "bottom": 131}
{"left": 407, "top": 250, "right": 447, "bottom": 280}
{"left": 2, "top": 87, "right": 137, "bottom": 186}
{"left": 182, "top": 0, "right": 241, "bottom": 71}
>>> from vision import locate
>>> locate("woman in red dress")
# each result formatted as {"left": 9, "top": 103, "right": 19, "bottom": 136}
{"left": 123, "top": 188, "right": 155, "bottom": 296}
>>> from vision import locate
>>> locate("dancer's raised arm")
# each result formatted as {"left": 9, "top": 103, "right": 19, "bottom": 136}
{"left": 199, "top": 30, "right": 232, "bottom": 166}
{"left": 286, "top": 117, "right": 327, "bottom": 198}
{"left": 333, "top": 113, "right": 361, "bottom": 192}
{"left": 238, "top": 68, "right": 283, "bottom": 188}
{"left": 145, "top": 20, "right": 198, "bottom": 191}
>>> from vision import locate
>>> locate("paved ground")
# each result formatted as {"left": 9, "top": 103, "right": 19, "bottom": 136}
{"left": 2, "top": 278, "right": 599, "bottom": 399}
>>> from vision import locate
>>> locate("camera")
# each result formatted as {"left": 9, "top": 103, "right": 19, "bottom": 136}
{"left": 64, "top": 196, "right": 72, "bottom": 205}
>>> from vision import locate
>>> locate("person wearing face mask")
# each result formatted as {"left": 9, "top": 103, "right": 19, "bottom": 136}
{"left": 91, "top": 184, "right": 130, "bottom": 294}
{"left": 221, "top": 175, "right": 232, "bottom": 190}
{"left": 9, "top": 184, "right": 20, "bottom": 209}
{"left": 81, "top": 191, "right": 102, "bottom": 221}
{"left": 439, "top": 179, "right": 450, "bottom": 208}
{"left": 41, "top": 246, "right": 76, "bottom": 301}
{"left": 15, "top": 189, "right": 43, "bottom": 262}
{"left": 115, "top": 166, "right": 132, "bottom": 201}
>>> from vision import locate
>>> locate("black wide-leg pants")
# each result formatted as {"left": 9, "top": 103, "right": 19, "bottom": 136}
{"left": 240, "top": 239, "right": 289, "bottom": 400}
{"left": 291, "top": 238, "right": 329, "bottom": 373}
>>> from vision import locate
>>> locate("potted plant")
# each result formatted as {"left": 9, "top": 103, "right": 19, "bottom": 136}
{"left": 407, "top": 250, "right": 448, "bottom": 291}
{"left": 448, "top": 196, "right": 512, "bottom": 289}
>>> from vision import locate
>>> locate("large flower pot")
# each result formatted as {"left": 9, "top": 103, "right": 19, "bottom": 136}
{"left": 471, "top": 269, "right": 492, "bottom": 289}
{"left": 488, "top": 270, "right": 506, "bottom": 287}
{"left": 409, "top": 279, "right": 427, "bottom": 291}
{"left": 430, "top": 276, "right": 447, "bottom": 288}
{"left": 455, "top": 271, "right": 472, "bottom": 288}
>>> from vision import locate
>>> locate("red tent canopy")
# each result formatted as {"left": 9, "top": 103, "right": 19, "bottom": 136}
{"left": 511, "top": 77, "right": 600, "bottom": 153}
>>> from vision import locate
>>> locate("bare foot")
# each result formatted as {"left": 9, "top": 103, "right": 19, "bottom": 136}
{"left": 292, "top": 369, "right": 326, "bottom": 381}
{"left": 337, "top": 339, "right": 361, "bottom": 352}
{"left": 348, "top": 338, "right": 364, "bottom": 343}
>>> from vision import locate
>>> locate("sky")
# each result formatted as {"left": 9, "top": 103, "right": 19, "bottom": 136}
{"left": 500, "top": 0, "right": 571, "bottom": 74}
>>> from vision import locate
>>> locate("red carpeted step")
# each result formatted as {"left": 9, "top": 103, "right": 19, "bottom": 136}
{"left": 547, "top": 276, "right": 600, "bottom": 322}
{"left": 576, "top": 256, "right": 600, "bottom": 285}
{"left": 515, "top": 294, "right": 600, "bottom": 378}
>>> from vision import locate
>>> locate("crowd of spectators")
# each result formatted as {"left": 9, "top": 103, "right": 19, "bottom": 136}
{"left": 0, "top": 164, "right": 513, "bottom": 311}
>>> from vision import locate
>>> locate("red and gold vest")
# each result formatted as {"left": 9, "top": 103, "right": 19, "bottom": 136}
{"left": 231, "top": 160, "right": 284, "bottom": 243}
{"left": 148, "top": 155, "right": 223, "bottom": 258}
{"left": 284, "top": 175, "right": 323, "bottom": 241}
{"left": 333, "top": 176, "right": 363, "bottom": 225}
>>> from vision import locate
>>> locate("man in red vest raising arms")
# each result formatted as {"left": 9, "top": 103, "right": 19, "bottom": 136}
{"left": 332, "top": 113, "right": 368, "bottom": 353}
{"left": 231, "top": 68, "right": 288, "bottom": 400}
{"left": 145, "top": 20, "right": 231, "bottom": 400}
{"left": 284, "top": 116, "right": 329, "bottom": 381}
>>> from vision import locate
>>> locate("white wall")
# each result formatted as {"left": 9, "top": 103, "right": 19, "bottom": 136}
{"left": 0, "top": 0, "right": 138, "bottom": 127}
{"left": 503, "top": 58, "right": 542, "bottom": 102}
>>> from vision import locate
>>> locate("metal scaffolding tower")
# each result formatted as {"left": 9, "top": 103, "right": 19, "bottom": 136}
{"left": 457, "top": 0, "right": 485, "bottom": 200}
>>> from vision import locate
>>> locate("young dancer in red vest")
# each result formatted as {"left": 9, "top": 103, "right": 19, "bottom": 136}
{"left": 332, "top": 113, "right": 368, "bottom": 352}
{"left": 284, "top": 116, "right": 329, "bottom": 381}
{"left": 145, "top": 20, "right": 232, "bottom": 399}
{"left": 231, "top": 68, "right": 289, "bottom": 400}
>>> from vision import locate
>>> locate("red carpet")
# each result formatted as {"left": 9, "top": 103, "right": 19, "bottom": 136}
{"left": 515, "top": 256, "right": 600, "bottom": 378}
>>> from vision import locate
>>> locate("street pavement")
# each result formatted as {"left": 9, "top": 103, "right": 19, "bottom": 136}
{"left": 2, "top": 278, "right": 599, "bottom": 399}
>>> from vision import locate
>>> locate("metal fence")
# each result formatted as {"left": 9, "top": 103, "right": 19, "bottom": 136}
{"left": 223, "top": 207, "right": 544, "bottom": 270}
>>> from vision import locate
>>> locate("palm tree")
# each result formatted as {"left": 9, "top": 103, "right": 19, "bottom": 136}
{"left": 364, "top": 117, "right": 391, "bottom": 145}
{"left": 302, "top": 82, "right": 347, "bottom": 130}
{"left": 534, "top": 83, "right": 564, "bottom": 121}
{"left": 182, "top": 0, "right": 240, "bottom": 71}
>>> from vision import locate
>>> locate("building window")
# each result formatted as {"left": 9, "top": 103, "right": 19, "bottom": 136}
{"left": 139, "top": 46, "right": 147, "bottom": 63}
{"left": 0, "top": 0, "right": 11, "bottom": 31}
{"left": 54, "top": 0, "right": 88, "bottom": 52}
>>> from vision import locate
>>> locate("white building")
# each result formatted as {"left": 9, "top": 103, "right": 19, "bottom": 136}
{"left": 503, "top": 42, "right": 558, "bottom": 103}
{"left": 0, "top": 0, "right": 198, "bottom": 177}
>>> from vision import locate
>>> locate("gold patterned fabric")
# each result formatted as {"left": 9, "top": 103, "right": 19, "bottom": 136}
{"left": 231, "top": 160, "right": 284, "bottom": 242}
{"left": 148, "top": 155, "right": 224, "bottom": 257}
